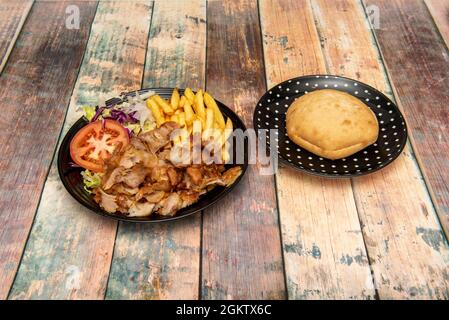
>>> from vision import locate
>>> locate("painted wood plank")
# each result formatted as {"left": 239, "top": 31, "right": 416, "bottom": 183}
{"left": 201, "top": 0, "right": 286, "bottom": 300}
{"left": 313, "top": 0, "right": 449, "bottom": 299}
{"left": 425, "top": 0, "right": 449, "bottom": 49}
{"left": 8, "top": 0, "right": 152, "bottom": 300}
{"left": 0, "top": 0, "right": 33, "bottom": 73}
{"left": 0, "top": 0, "right": 98, "bottom": 300}
{"left": 365, "top": 0, "right": 449, "bottom": 249}
{"left": 259, "top": 0, "right": 375, "bottom": 300}
{"left": 106, "top": 0, "right": 206, "bottom": 300}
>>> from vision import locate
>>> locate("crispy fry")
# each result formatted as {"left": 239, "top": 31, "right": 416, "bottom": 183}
{"left": 170, "top": 88, "right": 180, "bottom": 109}
{"left": 225, "top": 117, "right": 233, "bottom": 131}
{"left": 152, "top": 95, "right": 174, "bottom": 115}
{"left": 184, "top": 88, "right": 195, "bottom": 104}
{"left": 146, "top": 98, "right": 165, "bottom": 127}
{"left": 170, "top": 114, "right": 179, "bottom": 123}
{"left": 192, "top": 119, "right": 202, "bottom": 137}
{"left": 193, "top": 89, "right": 206, "bottom": 120}
{"left": 204, "top": 92, "right": 226, "bottom": 129}
{"left": 222, "top": 141, "right": 231, "bottom": 164}
{"left": 202, "top": 108, "right": 214, "bottom": 141}
{"left": 183, "top": 99, "right": 195, "bottom": 125}
{"left": 218, "top": 118, "right": 234, "bottom": 147}
{"left": 179, "top": 96, "right": 187, "bottom": 108}
{"left": 178, "top": 112, "right": 186, "bottom": 128}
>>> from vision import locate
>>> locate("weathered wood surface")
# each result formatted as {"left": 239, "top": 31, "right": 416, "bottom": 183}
{"left": 0, "top": 0, "right": 98, "bottom": 300}
{"left": 314, "top": 0, "right": 449, "bottom": 299}
{"left": 365, "top": 0, "right": 449, "bottom": 241}
{"left": 425, "top": 0, "right": 449, "bottom": 49}
{"left": 259, "top": 0, "right": 375, "bottom": 300}
{"left": 106, "top": 0, "right": 206, "bottom": 300}
{"left": 9, "top": 0, "right": 152, "bottom": 300}
{"left": 0, "top": 0, "right": 33, "bottom": 73}
{"left": 201, "top": 0, "right": 286, "bottom": 299}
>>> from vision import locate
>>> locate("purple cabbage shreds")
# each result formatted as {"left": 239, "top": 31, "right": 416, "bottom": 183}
{"left": 108, "top": 109, "right": 139, "bottom": 124}
{"left": 91, "top": 106, "right": 106, "bottom": 122}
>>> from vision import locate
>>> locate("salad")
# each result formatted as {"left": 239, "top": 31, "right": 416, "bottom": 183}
{"left": 73, "top": 91, "right": 156, "bottom": 193}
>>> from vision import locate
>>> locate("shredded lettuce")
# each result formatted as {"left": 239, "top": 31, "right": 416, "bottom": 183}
{"left": 82, "top": 105, "right": 96, "bottom": 121}
{"left": 127, "top": 102, "right": 155, "bottom": 129}
{"left": 124, "top": 122, "right": 141, "bottom": 135}
{"left": 142, "top": 119, "right": 156, "bottom": 132}
{"left": 81, "top": 170, "right": 102, "bottom": 193}
{"left": 82, "top": 91, "right": 157, "bottom": 136}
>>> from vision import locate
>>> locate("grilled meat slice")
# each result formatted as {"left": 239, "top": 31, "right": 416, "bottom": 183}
{"left": 130, "top": 136, "right": 147, "bottom": 151}
{"left": 178, "top": 190, "right": 200, "bottom": 208}
{"left": 95, "top": 189, "right": 118, "bottom": 213}
{"left": 110, "top": 183, "right": 139, "bottom": 196}
{"left": 128, "top": 202, "right": 155, "bottom": 217}
{"left": 152, "top": 179, "right": 172, "bottom": 192}
{"left": 167, "top": 167, "right": 181, "bottom": 186}
{"left": 186, "top": 166, "right": 203, "bottom": 185}
{"left": 102, "top": 166, "right": 124, "bottom": 190}
{"left": 139, "top": 121, "right": 179, "bottom": 153}
{"left": 149, "top": 165, "right": 168, "bottom": 182}
{"left": 116, "top": 194, "right": 134, "bottom": 213}
{"left": 117, "top": 143, "right": 158, "bottom": 169}
{"left": 222, "top": 166, "right": 242, "bottom": 186}
{"left": 158, "top": 193, "right": 181, "bottom": 216}
{"left": 135, "top": 185, "right": 166, "bottom": 203}
{"left": 121, "top": 164, "right": 147, "bottom": 188}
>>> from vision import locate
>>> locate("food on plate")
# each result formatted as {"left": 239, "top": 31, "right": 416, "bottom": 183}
{"left": 71, "top": 88, "right": 241, "bottom": 217}
{"left": 286, "top": 89, "right": 379, "bottom": 160}
{"left": 70, "top": 119, "right": 129, "bottom": 172}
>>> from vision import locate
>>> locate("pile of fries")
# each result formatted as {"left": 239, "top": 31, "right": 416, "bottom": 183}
{"left": 146, "top": 88, "right": 233, "bottom": 163}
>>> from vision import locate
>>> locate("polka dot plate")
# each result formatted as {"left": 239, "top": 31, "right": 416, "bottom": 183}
{"left": 253, "top": 75, "right": 408, "bottom": 178}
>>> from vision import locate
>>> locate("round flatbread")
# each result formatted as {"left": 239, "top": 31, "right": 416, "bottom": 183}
{"left": 286, "top": 89, "right": 379, "bottom": 160}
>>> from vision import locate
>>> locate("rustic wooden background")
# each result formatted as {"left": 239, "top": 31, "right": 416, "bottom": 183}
{"left": 0, "top": 0, "right": 448, "bottom": 300}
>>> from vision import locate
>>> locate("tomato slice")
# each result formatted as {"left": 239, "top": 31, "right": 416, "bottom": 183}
{"left": 70, "top": 120, "right": 129, "bottom": 172}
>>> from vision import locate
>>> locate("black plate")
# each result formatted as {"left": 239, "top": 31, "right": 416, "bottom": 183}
{"left": 58, "top": 88, "right": 248, "bottom": 222}
{"left": 253, "top": 75, "right": 408, "bottom": 177}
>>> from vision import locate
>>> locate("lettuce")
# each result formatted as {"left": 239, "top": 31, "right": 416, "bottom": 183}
{"left": 81, "top": 105, "right": 96, "bottom": 121}
{"left": 142, "top": 119, "right": 156, "bottom": 133}
{"left": 81, "top": 170, "right": 102, "bottom": 193}
{"left": 124, "top": 122, "right": 141, "bottom": 135}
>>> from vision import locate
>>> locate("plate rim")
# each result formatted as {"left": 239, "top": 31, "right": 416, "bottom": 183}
{"left": 253, "top": 74, "right": 408, "bottom": 178}
{"left": 57, "top": 87, "right": 248, "bottom": 223}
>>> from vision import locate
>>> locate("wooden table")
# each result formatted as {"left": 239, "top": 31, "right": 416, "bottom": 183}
{"left": 0, "top": 0, "right": 448, "bottom": 300}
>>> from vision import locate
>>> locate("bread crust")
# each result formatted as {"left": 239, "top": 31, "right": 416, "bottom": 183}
{"left": 286, "top": 89, "right": 379, "bottom": 160}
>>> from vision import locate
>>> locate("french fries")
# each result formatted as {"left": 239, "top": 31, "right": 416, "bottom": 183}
{"left": 183, "top": 99, "right": 195, "bottom": 125}
{"left": 170, "top": 88, "right": 180, "bottom": 109}
{"left": 184, "top": 88, "right": 195, "bottom": 104}
{"left": 179, "top": 96, "right": 187, "bottom": 108}
{"left": 223, "top": 141, "right": 231, "bottom": 164}
{"left": 204, "top": 92, "right": 226, "bottom": 129}
{"left": 178, "top": 112, "right": 186, "bottom": 128}
{"left": 193, "top": 89, "right": 206, "bottom": 120}
{"left": 192, "top": 119, "right": 202, "bottom": 137}
{"left": 202, "top": 108, "right": 214, "bottom": 141}
{"left": 146, "top": 98, "right": 165, "bottom": 127}
{"left": 146, "top": 88, "right": 232, "bottom": 164}
{"left": 152, "top": 95, "right": 174, "bottom": 115}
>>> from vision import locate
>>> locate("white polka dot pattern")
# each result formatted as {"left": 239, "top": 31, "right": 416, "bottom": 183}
{"left": 253, "top": 75, "right": 408, "bottom": 177}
